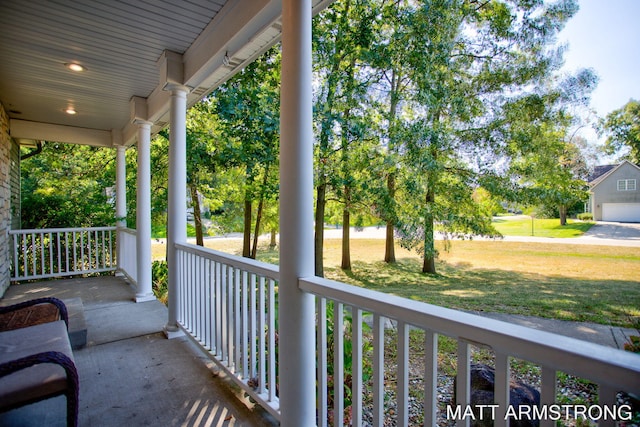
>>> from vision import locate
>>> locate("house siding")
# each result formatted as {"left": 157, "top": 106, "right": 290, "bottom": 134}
{"left": 591, "top": 162, "right": 640, "bottom": 221}
{"left": 0, "top": 102, "right": 13, "bottom": 296}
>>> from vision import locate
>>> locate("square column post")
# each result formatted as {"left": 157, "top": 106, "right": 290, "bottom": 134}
{"left": 279, "top": 0, "right": 316, "bottom": 425}
{"left": 164, "top": 84, "right": 189, "bottom": 338}
{"left": 135, "top": 120, "right": 155, "bottom": 302}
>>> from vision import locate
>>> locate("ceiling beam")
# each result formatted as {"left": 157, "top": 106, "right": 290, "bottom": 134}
{"left": 10, "top": 119, "right": 113, "bottom": 147}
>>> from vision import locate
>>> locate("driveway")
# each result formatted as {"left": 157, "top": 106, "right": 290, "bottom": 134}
{"left": 323, "top": 222, "right": 640, "bottom": 247}
{"left": 582, "top": 221, "right": 640, "bottom": 240}
{"left": 498, "top": 221, "right": 640, "bottom": 247}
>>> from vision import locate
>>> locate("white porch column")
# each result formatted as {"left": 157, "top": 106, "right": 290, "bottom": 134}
{"left": 279, "top": 0, "right": 316, "bottom": 425}
{"left": 164, "top": 84, "right": 189, "bottom": 338}
{"left": 115, "top": 145, "right": 127, "bottom": 228}
{"left": 135, "top": 121, "right": 155, "bottom": 302}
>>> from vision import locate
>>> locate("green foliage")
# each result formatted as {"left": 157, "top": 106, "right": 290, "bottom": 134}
{"left": 600, "top": 99, "right": 640, "bottom": 162}
{"left": 324, "top": 300, "right": 373, "bottom": 424}
{"left": 576, "top": 212, "right": 593, "bottom": 221}
{"left": 151, "top": 260, "right": 168, "bottom": 305}
{"left": 473, "top": 187, "right": 504, "bottom": 217}
{"left": 21, "top": 143, "right": 116, "bottom": 228}
{"left": 212, "top": 47, "right": 281, "bottom": 257}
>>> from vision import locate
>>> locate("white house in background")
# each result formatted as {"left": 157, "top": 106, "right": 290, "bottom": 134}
{"left": 588, "top": 160, "right": 640, "bottom": 222}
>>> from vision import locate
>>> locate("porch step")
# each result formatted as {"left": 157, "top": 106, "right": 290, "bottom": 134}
{"left": 62, "top": 297, "right": 87, "bottom": 349}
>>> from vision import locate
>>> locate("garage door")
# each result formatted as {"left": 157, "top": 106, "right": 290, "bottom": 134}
{"left": 602, "top": 203, "right": 640, "bottom": 222}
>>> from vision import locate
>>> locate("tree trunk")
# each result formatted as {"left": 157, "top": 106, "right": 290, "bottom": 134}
{"left": 243, "top": 198, "right": 252, "bottom": 258}
{"left": 270, "top": 229, "right": 277, "bottom": 249}
{"left": 251, "top": 170, "right": 270, "bottom": 259}
{"left": 559, "top": 205, "right": 568, "bottom": 226}
{"left": 314, "top": 182, "right": 327, "bottom": 277}
{"left": 384, "top": 69, "right": 401, "bottom": 264}
{"left": 189, "top": 183, "right": 204, "bottom": 246}
{"left": 251, "top": 197, "right": 264, "bottom": 259}
{"left": 384, "top": 173, "right": 396, "bottom": 263}
{"left": 341, "top": 186, "right": 351, "bottom": 270}
{"left": 423, "top": 184, "right": 436, "bottom": 274}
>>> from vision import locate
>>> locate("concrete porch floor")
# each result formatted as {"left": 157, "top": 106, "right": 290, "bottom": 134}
{"left": 0, "top": 275, "right": 279, "bottom": 427}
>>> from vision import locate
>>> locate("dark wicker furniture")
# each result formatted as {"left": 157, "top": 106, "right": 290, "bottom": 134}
{"left": 0, "top": 298, "right": 78, "bottom": 427}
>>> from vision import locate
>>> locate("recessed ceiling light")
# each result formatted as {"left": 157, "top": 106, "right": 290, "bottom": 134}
{"left": 65, "top": 107, "right": 77, "bottom": 115}
{"left": 65, "top": 63, "right": 85, "bottom": 72}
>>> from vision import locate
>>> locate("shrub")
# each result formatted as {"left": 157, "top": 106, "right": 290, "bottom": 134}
{"left": 577, "top": 212, "right": 593, "bottom": 221}
{"left": 152, "top": 260, "right": 168, "bottom": 305}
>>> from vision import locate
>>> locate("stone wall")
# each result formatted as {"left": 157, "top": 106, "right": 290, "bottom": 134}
{"left": 0, "top": 102, "right": 12, "bottom": 296}
{"left": 10, "top": 132, "right": 20, "bottom": 230}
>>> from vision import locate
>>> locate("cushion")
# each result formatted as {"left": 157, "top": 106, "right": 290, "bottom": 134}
{"left": 0, "top": 320, "right": 74, "bottom": 409}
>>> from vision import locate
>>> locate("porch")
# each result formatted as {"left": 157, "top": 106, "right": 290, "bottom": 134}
{"left": 0, "top": 275, "right": 278, "bottom": 427}
{"left": 2, "top": 232, "right": 640, "bottom": 426}
{"left": 1, "top": 1, "right": 639, "bottom": 425}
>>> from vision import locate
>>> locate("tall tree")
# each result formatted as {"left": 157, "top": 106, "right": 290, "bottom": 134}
{"left": 214, "top": 47, "right": 281, "bottom": 259}
{"left": 368, "top": 0, "right": 420, "bottom": 265}
{"left": 313, "top": 0, "right": 376, "bottom": 275}
{"left": 374, "top": 0, "right": 583, "bottom": 273}
{"left": 600, "top": 99, "right": 640, "bottom": 163}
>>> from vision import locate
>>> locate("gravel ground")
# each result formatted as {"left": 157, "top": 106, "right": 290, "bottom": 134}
{"left": 329, "top": 334, "right": 639, "bottom": 427}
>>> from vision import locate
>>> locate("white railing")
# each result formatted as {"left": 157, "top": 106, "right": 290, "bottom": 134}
{"left": 116, "top": 227, "right": 137, "bottom": 285}
{"left": 175, "top": 243, "right": 281, "bottom": 420}
{"left": 174, "top": 244, "right": 640, "bottom": 427}
{"left": 300, "top": 276, "right": 640, "bottom": 427}
{"left": 9, "top": 227, "right": 117, "bottom": 281}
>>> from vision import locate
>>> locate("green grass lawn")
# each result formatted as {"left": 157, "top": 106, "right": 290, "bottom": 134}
{"left": 153, "top": 226, "right": 640, "bottom": 327}
{"left": 492, "top": 216, "right": 594, "bottom": 237}
{"left": 250, "top": 239, "right": 640, "bottom": 327}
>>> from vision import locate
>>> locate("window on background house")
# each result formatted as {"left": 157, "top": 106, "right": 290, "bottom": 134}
{"left": 617, "top": 179, "right": 637, "bottom": 191}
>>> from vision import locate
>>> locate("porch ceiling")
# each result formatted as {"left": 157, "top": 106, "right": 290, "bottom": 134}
{"left": 0, "top": 0, "right": 331, "bottom": 148}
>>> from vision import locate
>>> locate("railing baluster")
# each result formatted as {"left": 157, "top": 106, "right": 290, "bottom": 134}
{"left": 12, "top": 233, "right": 18, "bottom": 279}
{"left": 397, "top": 321, "right": 409, "bottom": 427}
{"left": 56, "top": 232, "right": 62, "bottom": 274}
{"left": 424, "top": 330, "right": 438, "bottom": 427}
{"left": 94, "top": 229, "right": 98, "bottom": 269}
{"left": 352, "top": 307, "right": 363, "bottom": 427}
{"left": 48, "top": 232, "right": 54, "bottom": 275}
{"left": 209, "top": 259, "right": 216, "bottom": 353}
{"left": 456, "top": 341, "right": 471, "bottom": 427}
{"left": 39, "top": 232, "right": 45, "bottom": 275}
{"left": 65, "top": 232, "right": 70, "bottom": 273}
{"left": 226, "top": 265, "right": 233, "bottom": 368}
{"left": 258, "top": 276, "right": 266, "bottom": 394}
{"left": 94, "top": 229, "right": 99, "bottom": 270}
{"left": 317, "top": 297, "right": 328, "bottom": 427}
{"left": 31, "top": 233, "right": 37, "bottom": 276}
{"left": 108, "top": 229, "right": 113, "bottom": 268}
{"left": 494, "top": 352, "right": 510, "bottom": 427}
{"left": 540, "top": 366, "right": 556, "bottom": 427}
{"left": 216, "top": 261, "right": 223, "bottom": 357}
{"left": 222, "top": 264, "right": 229, "bottom": 363}
{"left": 234, "top": 268, "right": 242, "bottom": 374}
{"left": 23, "top": 234, "right": 28, "bottom": 278}
{"left": 197, "top": 255, "right": 204, "bottom": 340}
{"left": 268, "top": 278, "right": 276, "bottom": 402}
{"left": 242, "top": 270, "right": 249, "bottom": 379}
{"left": 79, "top": 231, "right": 85, "bottom": 271}
{"left": 334, "top": 301, "right": 344, "bottom": 427}
{"left": 250, "top": 273, "right": 257, "bottom": 379}
{"left": 373, "top": 314, "right": 384, "bottom": 427}
{"left": 598, "top": 384, "right": 617, "bottom": 427}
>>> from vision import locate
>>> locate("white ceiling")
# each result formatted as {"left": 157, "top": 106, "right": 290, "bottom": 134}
{"left": 0, "top": 0, "right": 331, "bottom": 147}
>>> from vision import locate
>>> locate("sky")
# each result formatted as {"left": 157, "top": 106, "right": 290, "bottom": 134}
{"left": 557, "top": 0, "right": 640, "bottom": 146}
